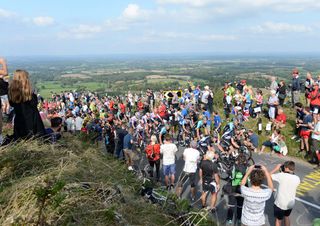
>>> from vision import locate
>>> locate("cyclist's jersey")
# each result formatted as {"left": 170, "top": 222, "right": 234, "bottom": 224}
{"left": 196, "top": 120, "right": 206, "bottom": 129}
{"left": 231, "top": 164, "right": 247, "bottom": 186}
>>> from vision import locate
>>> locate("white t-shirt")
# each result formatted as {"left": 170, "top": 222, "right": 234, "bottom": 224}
{"left": 160, "top": 143, "right": 178, "bottom": 165}
{"left": 241, "top": 185, "right": 272, "bottom": 226}
{"left": 201, "top": 91, "right": 209, "bottom": 104}
{"left": 75, "top": 117, "right": 84, "bottom": 131}
{"left": 272, "top": 173, "right": 300, "bottom": 210}
{"left": 312, "top": 121, "right": 320, "bottom": 141}
{"left": 183, "top": 148, "right": 200, "bottom": 173}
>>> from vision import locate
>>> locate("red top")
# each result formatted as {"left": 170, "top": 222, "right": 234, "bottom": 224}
{"left": 158, "top": 104, "right": 167, "bottom": 118}
{"left": 138, "top": 101, "right": 144, "bottom": 111}
{"left": 120, "top": 103, "right": 126, "bottom": 113}
{"left": 276, "top": 113, "right": 287, "bottom": 124}
{"left": 145, "top": 144, "right": 160, "bottom": 161}
{"left": 308, "top": 88, "right": 320, "bottom": 106}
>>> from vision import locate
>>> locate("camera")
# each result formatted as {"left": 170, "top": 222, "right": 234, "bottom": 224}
{"left": 280, "top": 164, "right": 285, "bottom": 172}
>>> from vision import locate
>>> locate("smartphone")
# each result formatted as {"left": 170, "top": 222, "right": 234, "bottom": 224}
{"left": 254, "top": 165, "right": 262, "bottom": 169}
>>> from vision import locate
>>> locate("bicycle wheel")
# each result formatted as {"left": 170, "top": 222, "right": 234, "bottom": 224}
{"left": 247, "top": 157, "right": 255, "bottom": 166}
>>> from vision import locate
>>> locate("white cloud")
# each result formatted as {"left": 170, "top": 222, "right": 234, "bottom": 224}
{"left": 157, "top": 0, "right": 218, "bottom": 7}
{"left": 33, "top": 16, "right": 55, "bottom": 26}
{"left": 157, "top": 0, "right": 320, "bottom": 13}
{"left": 251, "top": 22, "right": 312, "bottom": 34}
{"left": 0, "top": 8, "right": 16, "bottom": 18}
{"left": 58, "top": 24, "right": 103, "bottom": 39}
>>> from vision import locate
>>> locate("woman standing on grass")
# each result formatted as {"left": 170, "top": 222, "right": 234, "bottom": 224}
{"left": 8, "top": 70, "right": 45, "bottom": 140}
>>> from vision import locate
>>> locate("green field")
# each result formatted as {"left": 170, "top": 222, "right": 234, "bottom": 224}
{"left": 36, "top": 81, "right": 106, "bottom": 98}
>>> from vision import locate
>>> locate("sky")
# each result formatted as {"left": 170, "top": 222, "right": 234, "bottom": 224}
{"left": 0, "top": 0, "right": 320, "bottom": 56}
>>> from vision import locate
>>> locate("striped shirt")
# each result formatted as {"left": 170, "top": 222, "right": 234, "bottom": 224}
{"left": 241, "top": 185, "right": 272, "bottom": 226}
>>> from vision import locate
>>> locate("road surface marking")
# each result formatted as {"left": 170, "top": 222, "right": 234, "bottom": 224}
{"left": 261, "top": 184, "right": 320, "bottom": 211}
{"left": 296, "top": 169, "right": 320, "bottom": 196}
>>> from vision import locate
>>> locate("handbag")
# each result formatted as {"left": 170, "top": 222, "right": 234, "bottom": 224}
{"left": 278, "top": 93, "right": 286, "bottom": 99}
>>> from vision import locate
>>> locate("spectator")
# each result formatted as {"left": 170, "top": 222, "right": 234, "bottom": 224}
{"left": 270, "top": 162, "right": 300, "bottom": 226}
{"left": 75, "top": 114, "right": 84, "bottom": 134}
{"left": 297, "top": 107, "right": 313, "bottom": 157}
{"left": 260, "top": 129, "right": 282, "bottom": 154}
{"left": 45, "top": 117, "right": 62, "bottom": 143}
{"left": 268, "top": 90, "right": 279, "bottom": 120}
{"left": 310, "top": 113, "right": 320, "bottom": 166}
{"left": 123, "top": 127, "right": 134, "bottom": 170}
{"left": 213, "top": 111, "right": 222, "bottom": 132}
{"left": 246, "top": 129, "right": 259, "bottom": 153}
{"left": 160, "top": 134, "right": 178, "bottom": 190}
{"left": 308, "top": 83, "right": 320, "bottom": 117}
{"left": 145, "top": 135, "right": 161, "bottom": 181}
{"left": 291, "top": 69, "right": 301, "bottom": 108}
{"left": 291, "top": 102, "right": 305, "bottom": 141}
{"left": 201, "top": 85, "right": 210, "bottom": 109}
{"left": 0, "top": 58, "right": 8, "bottom": 144}
{"left": 277, "top": 80, "right": 287, "bottom": 107}
{"left": 8, "top": 70, "right": 45, "bottom": 140}
{"left": 176, "top": 141, "right": 200, "bottom": 200}
{"left": 114, "top": 122, "right": 128, "bottom": 159}
{"left": 240, "top": 165, "right": 273, "bottom": 226}
{"left": 199, "top": 151, "right": 220, "bottom": 212}
{"left": 270, "top": 76, "right": 278, "bottom": 92}
{"left": 305, "top": 72, "right": 314, "bottom": 106}
{"left": 274, "top": 108, "right": 287, "bottom": 129}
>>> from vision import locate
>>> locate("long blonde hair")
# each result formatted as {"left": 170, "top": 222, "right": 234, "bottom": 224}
{"left": 9, "top": 70, "right": 33, "bottom": 103}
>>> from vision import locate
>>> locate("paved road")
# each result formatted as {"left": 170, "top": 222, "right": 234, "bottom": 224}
{"left": 172, "top": 147, "right": 320, "bottom": 226}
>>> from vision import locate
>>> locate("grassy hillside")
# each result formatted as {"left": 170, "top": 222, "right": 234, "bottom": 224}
{"left": 0, "top": 136, "right": 216, "bottom": 226}
{"left": 0, "top": 138, "right": 176, "bottom": 226}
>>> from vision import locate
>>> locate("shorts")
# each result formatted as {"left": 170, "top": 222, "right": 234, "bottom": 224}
{"left": 300, "top": 130, "right": 311, "bottom": 138}
{"left": 274, "top": 204, "right": 292, "bottom": 220}
{"left": 312, "top": 139, "right": 319, "bottom": 151}
{"left": 0, "top": 95, "right": 8, "bottom": 102}
{"left": 202, "top": 180, "right": 217, "bottom": 193}
{"left": 178, "top": 171, "right": 196, "bottom": 187}
{"left": 163, "top": 164, "right": 176, "bottom": 176}
{"left": 123, "top": 149, "right": 134, "bottom": 161}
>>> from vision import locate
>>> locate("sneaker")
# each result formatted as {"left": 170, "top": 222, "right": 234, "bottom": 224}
{"left": 210, "top": 207, "right": 216, "bottom": 214}
{"left": 170, "top": 184, "right": 174, "bottom": 190}
{"left": 226, "top": 220, "right": 233, "bottom": 226}
{"left": 291, "top": 135, "right": 297, "bottom": 140}
{"left": 166, "top": 185, "right": 170, "bottom": 191}
{"left": 128, "top": 166, "right": 133, "bottom": 171}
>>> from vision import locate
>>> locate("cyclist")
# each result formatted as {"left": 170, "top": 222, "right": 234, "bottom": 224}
{"left": 199, "top": 151, "right": 220, "bottom": 212}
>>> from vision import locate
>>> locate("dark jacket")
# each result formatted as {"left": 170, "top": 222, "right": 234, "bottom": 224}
{"left": 10, "top": 93, "right": 45, "bottom": 140}
{"left": 292, "top": 77, "right": 301, "bottom": 91}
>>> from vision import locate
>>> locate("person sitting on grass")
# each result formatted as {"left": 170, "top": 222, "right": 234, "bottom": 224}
{"left": 260, "top": 129, "right": 281, "bottom": 154}
{"left": 273, "top": 108, "right": 287, "bottom": 129}
{"left": 45, "top": 117, "right": 63, "bottom": 143}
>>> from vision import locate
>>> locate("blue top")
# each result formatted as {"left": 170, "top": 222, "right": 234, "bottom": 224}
{"left": 203, "top": 111, "right": 211, "bottom": 126}
{"left": 214, "top": 115, "right": 221, "bottom": 128}
{"left": 123, "top": 133, "right": 133, "bottom": 149}
{"left": 249, "top": 133, "right": 259, "bottom": 148}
